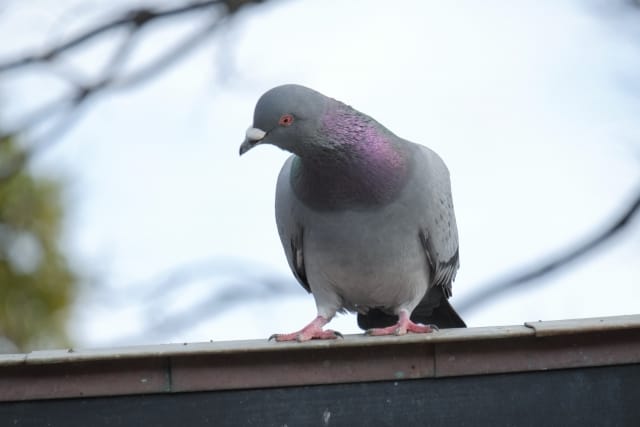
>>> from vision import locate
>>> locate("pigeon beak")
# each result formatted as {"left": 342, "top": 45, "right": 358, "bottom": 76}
{"left": 239, "top": 127, "right": 267, "bottom": 156}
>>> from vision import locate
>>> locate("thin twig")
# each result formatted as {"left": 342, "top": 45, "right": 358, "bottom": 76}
{"left": 0, "top": 96, "right": 90, "bottom": 182}
{"left": 98, "top": 26, "right": 141, "bottom": 81}
{"left": 0, "top": 1, "right": 224, "bottom": 73}
{"left": 458, "top": 186, "right": 640, "bottom": 312}
{"left": 80, "top": 258, "right": 300, "bottom": 344}
{"left": 0, "top": 94, "right": 75, "bottom": 139}
{"left": 112, "top": 17, "right": 223, "bottom": 90}
{"left": 0, "top": 0, "right": 265, "bottom": 180}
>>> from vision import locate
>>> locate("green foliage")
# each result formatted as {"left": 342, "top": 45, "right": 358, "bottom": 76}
{"left": 0, "top": 137, "right": 77, "bottom": 351}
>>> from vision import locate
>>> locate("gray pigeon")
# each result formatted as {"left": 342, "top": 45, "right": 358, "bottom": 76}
{"left": 240, "top": 84, "right": 465, "bottom": 341}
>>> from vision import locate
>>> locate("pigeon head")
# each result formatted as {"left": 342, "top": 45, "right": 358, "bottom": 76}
{"left": 239, "top": 85, "right": 413, "bottom": 209}
{"left": 239, "top": 84, "right": 331, "bottom": 156}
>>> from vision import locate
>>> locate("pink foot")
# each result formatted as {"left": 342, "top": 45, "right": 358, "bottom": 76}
{"left": 366, "top": 309, "right": 438, "bottom": 336}
{"left": 269, "top": 316, "right": 343, "bottom": 342}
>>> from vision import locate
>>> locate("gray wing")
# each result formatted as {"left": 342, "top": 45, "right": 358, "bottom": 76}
{"left": 416, "top": 145, "right": 460, "bottom": 298}
{"left": 275, "top": 155, "right": 311, "bottom": 293}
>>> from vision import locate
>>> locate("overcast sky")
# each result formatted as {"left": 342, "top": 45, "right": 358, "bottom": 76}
{"left": 1, "top": 0, "right": 639, "bottom": 347}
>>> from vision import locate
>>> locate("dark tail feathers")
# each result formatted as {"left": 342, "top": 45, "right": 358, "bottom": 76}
{"left": 357, "top": 286, "right": 466, "bottom": 330}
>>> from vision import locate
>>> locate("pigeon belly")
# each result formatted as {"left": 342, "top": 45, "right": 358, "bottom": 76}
{"left": 300, "top": 203, "right": 431, "bottom": 317}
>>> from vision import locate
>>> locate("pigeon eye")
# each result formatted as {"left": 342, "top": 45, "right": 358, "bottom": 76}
{"left": 279, "top": 114, "right": 294, "bottom": 126}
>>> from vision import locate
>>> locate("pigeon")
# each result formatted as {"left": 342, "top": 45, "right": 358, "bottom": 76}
{"left": 240, "top": 84, "right": 465, "bottom": 341}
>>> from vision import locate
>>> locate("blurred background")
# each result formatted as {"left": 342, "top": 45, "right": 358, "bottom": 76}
{"left": 0, "top": 0, "right": 638, "bottom": 352}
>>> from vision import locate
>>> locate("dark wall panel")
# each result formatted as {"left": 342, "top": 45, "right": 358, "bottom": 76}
{"left": 2, "top": 364, "right": 639, "bottom": 427}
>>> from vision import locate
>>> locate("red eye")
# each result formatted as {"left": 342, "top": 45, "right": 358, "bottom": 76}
{"left": 278, "top": 114, "right": 294, "bottom": 126}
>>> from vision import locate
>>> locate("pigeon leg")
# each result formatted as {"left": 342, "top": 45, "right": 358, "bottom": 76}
{"left": 269, "top": 315, "right": 342, "bottom": 342}
{"left": 366, "top": 309, "right": 438, "bottom": 336}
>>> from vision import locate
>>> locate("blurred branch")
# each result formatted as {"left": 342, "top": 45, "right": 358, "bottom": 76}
{"left": 459, "top": 185, "right": 640, "bottom": 312}
{"left": 0, "top": 0, "right": 265, "bottom": 181}
{"left": 0, "top": 1, "right": 231, "bottom": 73}
{"left": 127, "top": 277, "right": 299, "bottom": 343}
{"left": 112, "top": 17, "right": 222, "bottom": 90}
{"left": 83, "top": 257, "right": 301, "bottom": 344}
{"left": 0, "top": 109, "right": 85, "bottom": 181}
{"left": 85, "top": 183, "right": 640, "bottom": 344}
{"left": 85, "top": 180, "right": 640, "bottom": 342}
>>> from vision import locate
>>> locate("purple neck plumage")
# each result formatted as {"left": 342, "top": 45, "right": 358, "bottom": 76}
{"left": 291, "top": 103, "right": 410, "bottom": 210}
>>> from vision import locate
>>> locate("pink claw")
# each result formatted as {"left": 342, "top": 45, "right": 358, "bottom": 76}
{"left": 269, "top": 316, "right": 343, "bottom": 342}
{"left": 366, "top": 309, "right": 438, "bottom": 336}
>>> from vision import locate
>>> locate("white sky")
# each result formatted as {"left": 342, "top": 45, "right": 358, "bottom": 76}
{"left": 1, "top": 0, "right": 639, "bottom": 347}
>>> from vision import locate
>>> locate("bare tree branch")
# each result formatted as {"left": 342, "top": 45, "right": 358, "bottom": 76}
{"left": 124, "top": 278, "right": 300, "bottom": 343}
{"left": 79, "top": 183, "right": 640, "bottom": 345}
{"left": 3, "top": 0, "right": 638, "bottom": 345}
{"left": 0, "top": 0, "right": 266, "bottom": 182}
{"left": 0, "top": 97, "right": 89, "bottom": 181}
{"left": 81, "top": 257, "right": 301, "bottom": 344}
{"left": 111, "top": 17, "right": 223, "bottom": 90}
{"left": 2, "top": 94, "right": 75, "bottom": 137}
{"left": 0, "top": 1, "right": 231, "bottom": 73}
{"left": 98, "top": 25, "right": 141, "bottom": 81}
{"left": 458, "top": 185, "right": 640, "bottom": 312}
